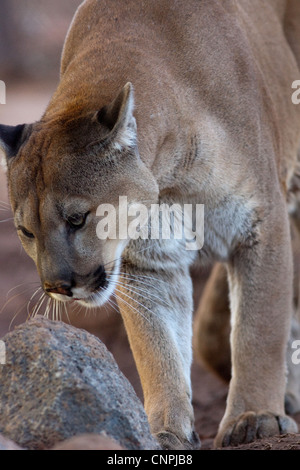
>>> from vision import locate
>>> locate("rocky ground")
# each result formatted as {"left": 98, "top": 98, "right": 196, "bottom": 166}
{"left": 0, "top": 85, "right": 300, "bottom": 451}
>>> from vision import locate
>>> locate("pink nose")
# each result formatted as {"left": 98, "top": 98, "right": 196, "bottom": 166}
{"left": 44, "top": 282, "right": 73, "bottom": 297}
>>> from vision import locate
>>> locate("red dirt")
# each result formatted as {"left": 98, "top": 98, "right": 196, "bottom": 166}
{"left": 1, "top": 86, "right": 300, "bottom": 450}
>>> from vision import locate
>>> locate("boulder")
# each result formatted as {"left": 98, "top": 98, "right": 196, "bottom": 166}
{"left": 0, "top": 317, "right": 159, "bottom": 450}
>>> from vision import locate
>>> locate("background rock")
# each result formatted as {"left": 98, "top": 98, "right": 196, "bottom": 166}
{"left": 0, "top": 317, "right": 159, "bottom": 450}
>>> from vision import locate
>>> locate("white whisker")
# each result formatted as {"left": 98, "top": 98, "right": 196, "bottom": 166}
{"left": 113, "top": 287, "right": 157, "bottom": 324}
{"left": 108, "top": 276, "right": 172, "bottom": 309}
{"left": 108, "top": 270, "right": 170, "bottom": 292}
{"left": 113, "top": 270, "right": 170, "bottom": 287}
{"left": 1, "top": 287, "right": 38, "bottom": 315}
{"left": 6, "top": 281, "right": 40, "bottom": 298}
{"left": 31, "top": 292, "right": 47, "bottom": 319}
{"left": 63, "top": 302, "right": 71, "bottom": 324}
{"left": 9, "top": 300, "right": 30, "bottom": 330}
{"left": 104, "top": 294, "right": 120, "bottom": 316}
{"left": 113, "top": 290, "right": 152, "bottom": 325}
{"left": 44, "top": 297, "right": 52, "bottom": 319}
{"left": 26, "top": 287, "right": 42, "bottom": 317}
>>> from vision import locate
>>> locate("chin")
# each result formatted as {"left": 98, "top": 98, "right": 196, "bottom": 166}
{"left": 77, "top": 273, "right": 119, "bottom": 308}
{"left": 77, "top": 287, "right": 113, "bottom": 308}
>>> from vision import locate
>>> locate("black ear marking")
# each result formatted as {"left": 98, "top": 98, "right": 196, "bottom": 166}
{"left": 94, "top": 83, "right": 137, "bottom": 149}
{"left": 96, "top": 83, "right": 134, "bottom": 132}
{"left": 96, "top": 105, "right": 115, "bottom": 131}
{"left": 0, "top": 123, "right": 28, "bottom": 158}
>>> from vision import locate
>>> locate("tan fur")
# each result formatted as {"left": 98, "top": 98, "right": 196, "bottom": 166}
{"left": 1, "top": 0, "right": 300, "bottom": 449}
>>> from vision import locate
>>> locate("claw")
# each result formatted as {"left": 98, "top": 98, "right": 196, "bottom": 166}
{"left": 215, "top": 411, "right": 298, "bottom": 448}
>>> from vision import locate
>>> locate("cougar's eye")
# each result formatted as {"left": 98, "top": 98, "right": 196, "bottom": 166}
{"left": 66, "top": 212, "right": 89, "bottom": 230}
{"left": 18, "top": 226, "right": 35, "bottom": 239}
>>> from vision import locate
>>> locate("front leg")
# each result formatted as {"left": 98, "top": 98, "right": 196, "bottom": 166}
{"left": 115, "top": 254, "right": 200, "bottom": 450}
{"left": 215, "top": 204, "right": 298, "bottom": 447}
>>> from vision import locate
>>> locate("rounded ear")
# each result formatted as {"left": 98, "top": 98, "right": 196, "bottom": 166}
{"left": 96, "top": 82, "right": 137, "bottom": 150}
{"left": 0, "top": 124, "right": 32, "bottom": 169}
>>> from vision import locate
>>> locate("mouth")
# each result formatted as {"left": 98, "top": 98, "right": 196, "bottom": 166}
{"left": 48, "top": 283, "right": 113, "bottom": 307}
{"left": 45, "top": 264, "right": 119, "bottom": 308}
{"left": 72, "top": 282, "right": 116, "bottom": 307}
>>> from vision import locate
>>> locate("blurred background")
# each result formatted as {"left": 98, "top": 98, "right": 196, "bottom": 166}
{"left": 0, "top": 0, "right": 138, "bottom": 381}
{"left": 0, "top": 0, "right": 228, "bottom": 448}
{"left": 0, "top": 0, "right": 80, "bottom": 82}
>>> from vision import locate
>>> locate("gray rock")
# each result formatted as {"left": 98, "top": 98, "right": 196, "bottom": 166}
{"left": 0, "top": 317, "right": 159, "bottom": 450}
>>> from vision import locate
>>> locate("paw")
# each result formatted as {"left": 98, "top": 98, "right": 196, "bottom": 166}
{"left": 214, "top": 411, "right": 298, "bottom": 448}
{"left": 154, "top": 430, "right": 201, "bottom": 450}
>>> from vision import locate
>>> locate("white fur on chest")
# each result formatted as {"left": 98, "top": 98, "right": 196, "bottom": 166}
{"left": 200, "top": 197, "right": 254, "bottom": 262}
{"left": 0, "top": 149, "right": 7, "bottom": 172}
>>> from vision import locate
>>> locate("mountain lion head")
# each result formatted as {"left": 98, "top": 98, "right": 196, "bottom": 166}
{"left": 0, "top": 83, "right": 158, "bottom": 307}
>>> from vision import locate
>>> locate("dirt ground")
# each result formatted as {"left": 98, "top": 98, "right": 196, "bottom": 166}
{"left": 0, "top": 85, "right": 300, "bottom": 450}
